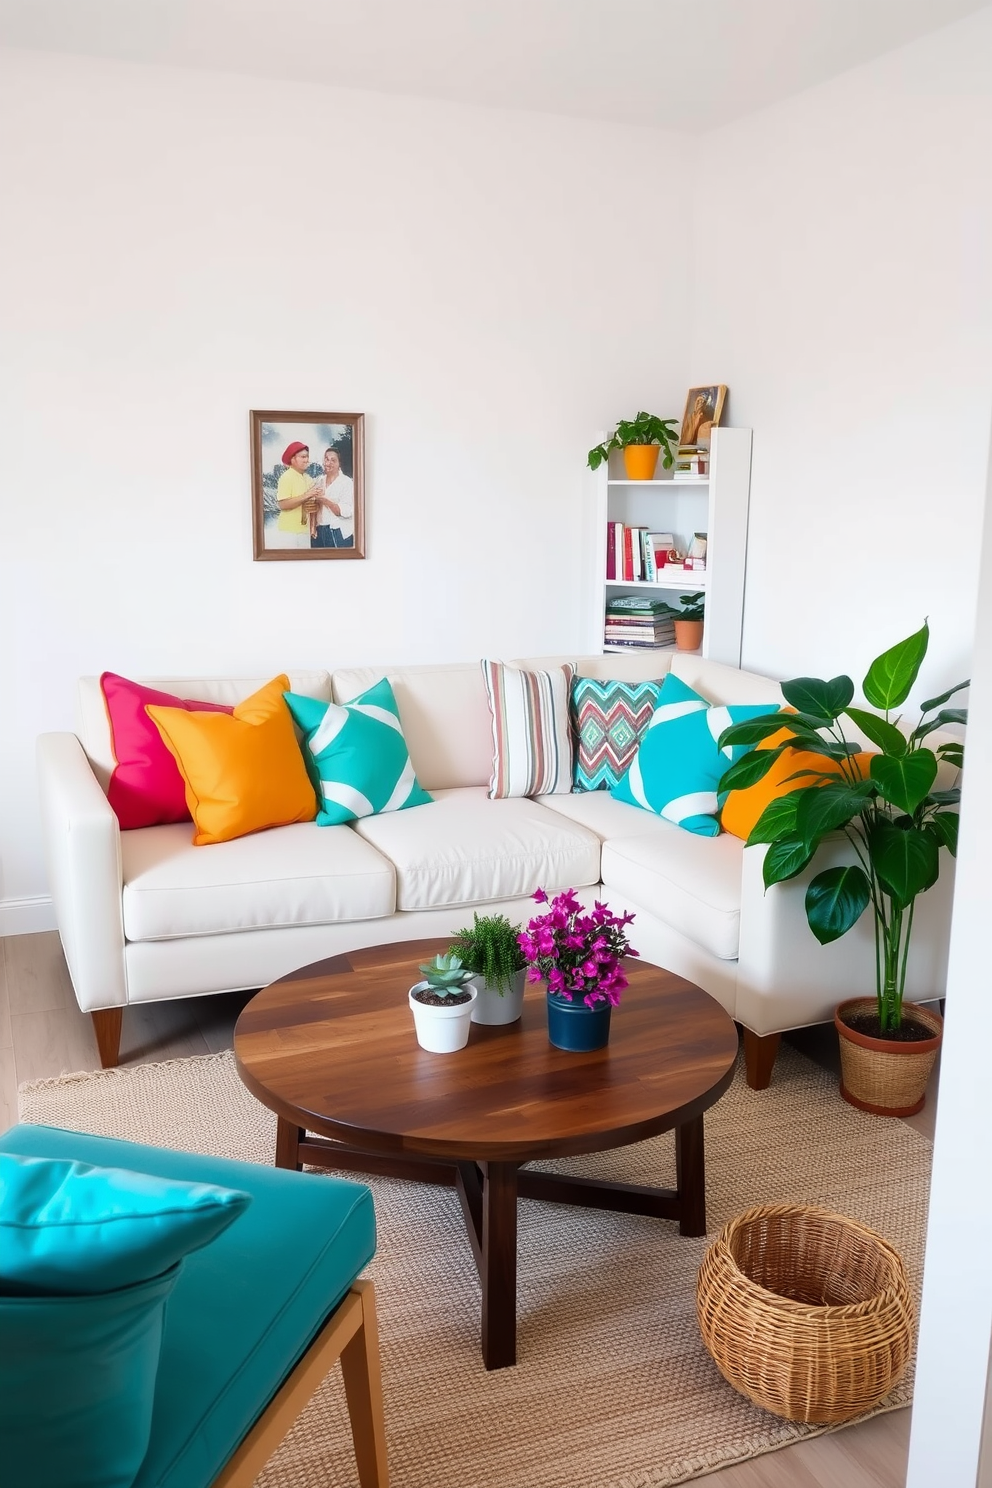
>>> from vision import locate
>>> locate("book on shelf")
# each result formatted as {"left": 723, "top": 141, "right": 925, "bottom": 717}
{"left": 606, "top": 520, "right": 618, "bottom": 580}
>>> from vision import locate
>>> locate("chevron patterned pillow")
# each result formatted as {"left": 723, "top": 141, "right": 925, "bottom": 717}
{"left": 570, "top": 676, "right": 663, "bottom": 791}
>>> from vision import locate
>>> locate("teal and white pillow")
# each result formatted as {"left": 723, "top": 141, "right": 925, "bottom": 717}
{"left": 610, "top": 673, "right": 771, "bottom": 836}
{"left": 284, "top": 679, "right": 433, "bottom": 826}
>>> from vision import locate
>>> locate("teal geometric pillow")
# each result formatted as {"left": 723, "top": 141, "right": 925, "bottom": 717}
{"left": 570, "top": 676, "right": 663, "bottom": 791}
{"left": 610, "top": 673, "right": 772, "bottom": 836}
{"left": 284, "top": 678, "right": 433, "bottom": 826}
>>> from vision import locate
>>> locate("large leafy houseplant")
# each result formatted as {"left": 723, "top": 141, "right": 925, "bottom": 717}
{"left": 587, "top": 412, "right": 679, "bottom": 471}
{"left": 718, "top": 623, "right": 966, "bottom": 1035}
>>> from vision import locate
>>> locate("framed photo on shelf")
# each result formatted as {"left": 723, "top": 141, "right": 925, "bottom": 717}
{"left": 678, "top": 385, "right": 727, "bottom": 449}
{"left": 250, "top": 410, "right": 365, "bottom": 561}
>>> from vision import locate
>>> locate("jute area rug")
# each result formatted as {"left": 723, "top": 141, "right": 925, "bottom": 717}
{"left": 19, "top": 1045, "right": 930, "bottom": 1488}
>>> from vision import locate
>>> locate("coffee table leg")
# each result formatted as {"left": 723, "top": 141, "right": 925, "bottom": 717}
{"left": 481, "top": 1161, "right": 518, "bottom": 1370}
{"left": 275, "top": 1116, "right": 304, "bottom": 1171}
{"left": 675, "top": 1114, "right": 706, "bottom": 1237}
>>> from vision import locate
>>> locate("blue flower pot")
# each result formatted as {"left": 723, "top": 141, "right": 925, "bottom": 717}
{"left": 546, "top": 993, "right": 612, "bottom": 1051}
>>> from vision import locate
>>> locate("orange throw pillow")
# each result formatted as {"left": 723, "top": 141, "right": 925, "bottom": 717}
{"left": 147, "top": 676, "right": 317, "bottom": 845}
{"left": 721, "top": 725, "right": 873, "bottom": 842}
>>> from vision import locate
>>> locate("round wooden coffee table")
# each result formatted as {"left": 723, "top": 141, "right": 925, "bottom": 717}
{"left": 234, "top": 938, "right": 738, "bottom": 1369}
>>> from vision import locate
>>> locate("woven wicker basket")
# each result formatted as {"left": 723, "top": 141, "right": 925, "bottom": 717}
{"left": 696, "top": 1204, "right": 914, "bottom": 1424}
{"left": 836, "top": 998, "right": 943, "bottom": 1117}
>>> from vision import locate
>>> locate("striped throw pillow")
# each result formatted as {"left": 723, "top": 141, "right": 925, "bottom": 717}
{"left": 482, "top": 660, "right": 575, "bottom": 799}
{"left": 570, "top": 676, "right": 663, "bottom": 791}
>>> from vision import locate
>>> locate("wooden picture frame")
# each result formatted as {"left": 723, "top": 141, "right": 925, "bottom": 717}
{"left": 678, "top": 386, "right": 727, "bottom": 449}
{"left": 251, "top": 410, "right": 365, "bottom": 561}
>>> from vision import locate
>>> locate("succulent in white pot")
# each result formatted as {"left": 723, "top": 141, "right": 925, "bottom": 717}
{"left": 409, "top": 953, "right": 477, "bottom": 1053}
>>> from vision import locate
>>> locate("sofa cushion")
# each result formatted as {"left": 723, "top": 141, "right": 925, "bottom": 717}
{"left": 121, "top": 821, "right": 395, "bottom": 942}
{"left": 601, "top": 828, "right": 744, "bottom": 960}
{"left": 284, "top": 680, "right": 433, "bottom": 825}
{"left": 331, "top": 662, "right": 493, "bottom": 791}
{"left": 482, "top": 659, "right": 575, "bottom": 798}
{"left": 570, "top": 676, "right": 663, "bottom": 791}
{"left": 0, "top": 1125, "right": 375, "bottom": 1488}
{"left": 351, "top": 787, "right": 601, "bottom": 912}
{"left": 535, "top": 789, "right": 674, "bottom": 841}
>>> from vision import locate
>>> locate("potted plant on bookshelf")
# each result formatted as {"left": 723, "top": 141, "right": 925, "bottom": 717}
{"left": 674, "top": 592, "right": 705, "bottom": 651}
{"left": 518, "top": 888, "right": 638, "bottom": 1051}
{"left": 717, "top": 622, "right": 966, "bottom": 1116}
{"left": 587, "top": 411, "right": 680, "bottom": 482}
{"left": 449, "top": 912, "right": 528, "bottom": 1026}
{"left": 408, "top": 952, "right": 478, "bottom": 1053}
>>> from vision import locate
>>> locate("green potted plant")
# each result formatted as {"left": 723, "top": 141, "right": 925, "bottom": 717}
{"left": 408, "top": 952, "right": 477, "bottom": 1053}
{"left": 717, "top": 622, "right": 966, "bottom": 1115}
{"left": 674, "top": 592, "right": 705, "bottom": 651}
{"left": 449, "top": 912, "right": 528, "bottom": 1026}
{"left": 587, "top": 412, "right": 680, "bottom": 482}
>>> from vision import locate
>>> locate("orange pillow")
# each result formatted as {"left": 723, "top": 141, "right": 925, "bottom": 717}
{"left": 721, "top": 725, "right": 873, "bottom": 842}
{"left": 147, "top": 676, "right": 316, "bottom": 845}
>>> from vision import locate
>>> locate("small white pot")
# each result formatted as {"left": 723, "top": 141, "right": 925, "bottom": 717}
{"left": 470, "top": 968, "right": 527, "bottom": 1025}
{"left": 408, "top": 981, "right": 477, "bottom": 1053}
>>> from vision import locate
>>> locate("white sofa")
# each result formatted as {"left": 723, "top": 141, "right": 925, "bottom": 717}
{"left": 36, "top": 652, "right": 956, "bottom": 1084}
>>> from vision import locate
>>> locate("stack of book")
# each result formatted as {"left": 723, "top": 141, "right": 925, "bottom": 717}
{"left": 674, "top": 445, "right": 708, "bottom": 478}
{"left": 604, "top": 595, "right": 676, "bottom": 651}
{"left": 606, "top": 524, "right": 675, "bottom": 582}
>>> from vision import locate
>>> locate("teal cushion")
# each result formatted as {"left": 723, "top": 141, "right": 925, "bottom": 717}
{"left": 0, "top": 1125, "right": 376, "bottom": 1488}
{"left": 285, "top": 678, "right": 433, "bottom": 825}
{"left": 0, "top": 1152, "right": 251, "bottom": 1488}
{"left": 610, "top": 673, "right": 773, "bottom": 835}
{"left": 0, "top": 1153, "right": 250, "bottom": 1295}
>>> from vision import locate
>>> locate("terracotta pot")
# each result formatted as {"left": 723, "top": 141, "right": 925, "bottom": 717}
{"left": 622, "top": 444, "right": 660, "bottom": 480}
{"left": 834, "top": 997, "right": 943, "bottom": 1117}
{"left": 674, "top": 618, "right": 704, "bottom": 651}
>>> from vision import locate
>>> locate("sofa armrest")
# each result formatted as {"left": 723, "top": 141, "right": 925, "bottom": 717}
{"left": 735, "top": 838, "right": 955, "bottom": 1036}
{"left": 36, "top": 733, "right": 127, "bottom": 1012}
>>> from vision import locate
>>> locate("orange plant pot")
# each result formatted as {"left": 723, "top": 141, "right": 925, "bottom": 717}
{"left": 674, "top": 619, "right": 704, "bottom": 651}
{"left": 622, "top": 445, "right": 660, "bottom": 480}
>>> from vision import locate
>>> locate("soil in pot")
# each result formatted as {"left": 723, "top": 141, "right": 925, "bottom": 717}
{"left": 841, "top": 1012, "right": 934, "bottom": 1043}
{"left": 411, "top": 987, "right": 473, "bottom": 1008}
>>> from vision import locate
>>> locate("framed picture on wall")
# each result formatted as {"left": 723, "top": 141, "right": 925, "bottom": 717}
{"left": 250, "top": 410, "right": 366, "bottom": 561}
{"left": 678, "top": 385, "right": 727, "bottom": 448}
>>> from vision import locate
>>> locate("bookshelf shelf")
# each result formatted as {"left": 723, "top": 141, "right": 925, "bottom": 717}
{"left": 592, "top": 427, "right": 752, "bottom": 666}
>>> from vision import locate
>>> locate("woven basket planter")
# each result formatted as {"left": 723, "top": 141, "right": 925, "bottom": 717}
{"left": 835, "top": 998, "right": 943, "bottom": 1117}
{"left": 696, "top": 1203, "right": 914, "bottom": 1424}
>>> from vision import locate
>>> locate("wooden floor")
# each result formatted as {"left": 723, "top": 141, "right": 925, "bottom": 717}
{"left": 0, "top": 930, "right": 937, "bottom": 1488}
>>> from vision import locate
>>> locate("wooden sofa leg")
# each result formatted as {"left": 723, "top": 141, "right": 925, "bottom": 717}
{"left": 743, "top": 1029, "right": 781, "bottom": 1091}
{"left": 341, "top": 1279, "right": 390, "bottom": 1488}
{"left": 91, "top": 1008, "right": 123, "bottom": 1068}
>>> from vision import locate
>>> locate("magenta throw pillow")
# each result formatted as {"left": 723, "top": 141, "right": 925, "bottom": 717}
{"left": 101, "top": 673, "right": 233, "bottom": 829}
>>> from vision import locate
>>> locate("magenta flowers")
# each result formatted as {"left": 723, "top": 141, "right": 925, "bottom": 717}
{"left": 517, "top": 888, "right": 638, "bottom": 1009}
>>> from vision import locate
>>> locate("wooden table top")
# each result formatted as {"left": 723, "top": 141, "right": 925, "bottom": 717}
{"left": 234, "top": 938, "right": 739, "bottom": 1164}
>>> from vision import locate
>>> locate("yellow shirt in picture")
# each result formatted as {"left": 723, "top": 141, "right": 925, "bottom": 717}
{"left": 276, "top": 467, "right": 314, "bottom": 533}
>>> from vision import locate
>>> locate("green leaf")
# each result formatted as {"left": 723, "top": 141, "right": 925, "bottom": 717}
{"left": 870, "top": 751, "right": 937, "bottom": 815}
{"left": 718, "top": 746, "right": 786, "bottom": 794}
{"left": 843, "top": 707, "right": 907, "bottom": 756}
{"left": 926, "top": 812, "right": 959, "bottom": 856}
{"left": 863, "top": 622, "right": 929, "bottom": 710}
{"left": 781, "top": 676, "right": 854, "bottom": 720}
{"left": 746, "top": 790, "right": 805, "bottom": 846}
{"left": 762, "top": 837, "right": 815, "bottom": 888}
{"left": 871, "top": 819, "right": 940, "bottom": 908}
{"left": 914, "top": 707, "right": 968, "bottom": 741}
{"left": 920, "top": 679, "right": 970, "bottom": 712}
{"left": 795, "top": 780, "right": 873, "bottom": 845}
{"left": 805, "top": 866, "right": 871, "bottom": 944}
{"left": 936, "top": 742, "right": 964, "bottom": 769}
{"left": 930, "top": 787, "right": 962, "bottom": 806}
{"left": 716, "top": 714, "right": 786, "bottom": 749}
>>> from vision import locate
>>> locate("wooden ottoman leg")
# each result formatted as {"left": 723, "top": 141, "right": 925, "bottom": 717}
{"left": 341, "top": 1278, "right": 390, "bottom": 1488}
{"left": 91, "top": 1008, "right": 123, "bottom": 1068}
{"left": 743, "top": 1029, "right": 781, "bottom": 1090}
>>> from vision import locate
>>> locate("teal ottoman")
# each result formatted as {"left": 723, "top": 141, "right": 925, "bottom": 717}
{"left": 0, "top": 1124, "right": 385, "bottom": 1488}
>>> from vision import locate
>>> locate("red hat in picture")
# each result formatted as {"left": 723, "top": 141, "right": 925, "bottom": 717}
{"left": 282, "top": 440, "right": 308, "bottom": 464}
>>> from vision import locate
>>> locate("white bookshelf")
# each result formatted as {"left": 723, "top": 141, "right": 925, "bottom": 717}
{"left": 592, "top": 426, "right": 752, "bottom": 666}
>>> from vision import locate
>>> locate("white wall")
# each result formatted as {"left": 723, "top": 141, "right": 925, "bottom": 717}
{"left": 690, "top": 6, "right": 992, "bottom": 696}
{"left": 0, "top": 49, "right": 692, "bottom": 927}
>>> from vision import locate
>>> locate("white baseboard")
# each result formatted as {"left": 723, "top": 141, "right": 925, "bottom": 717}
{"left": 0, "top": 896, "right": 58, "bottom": 937}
